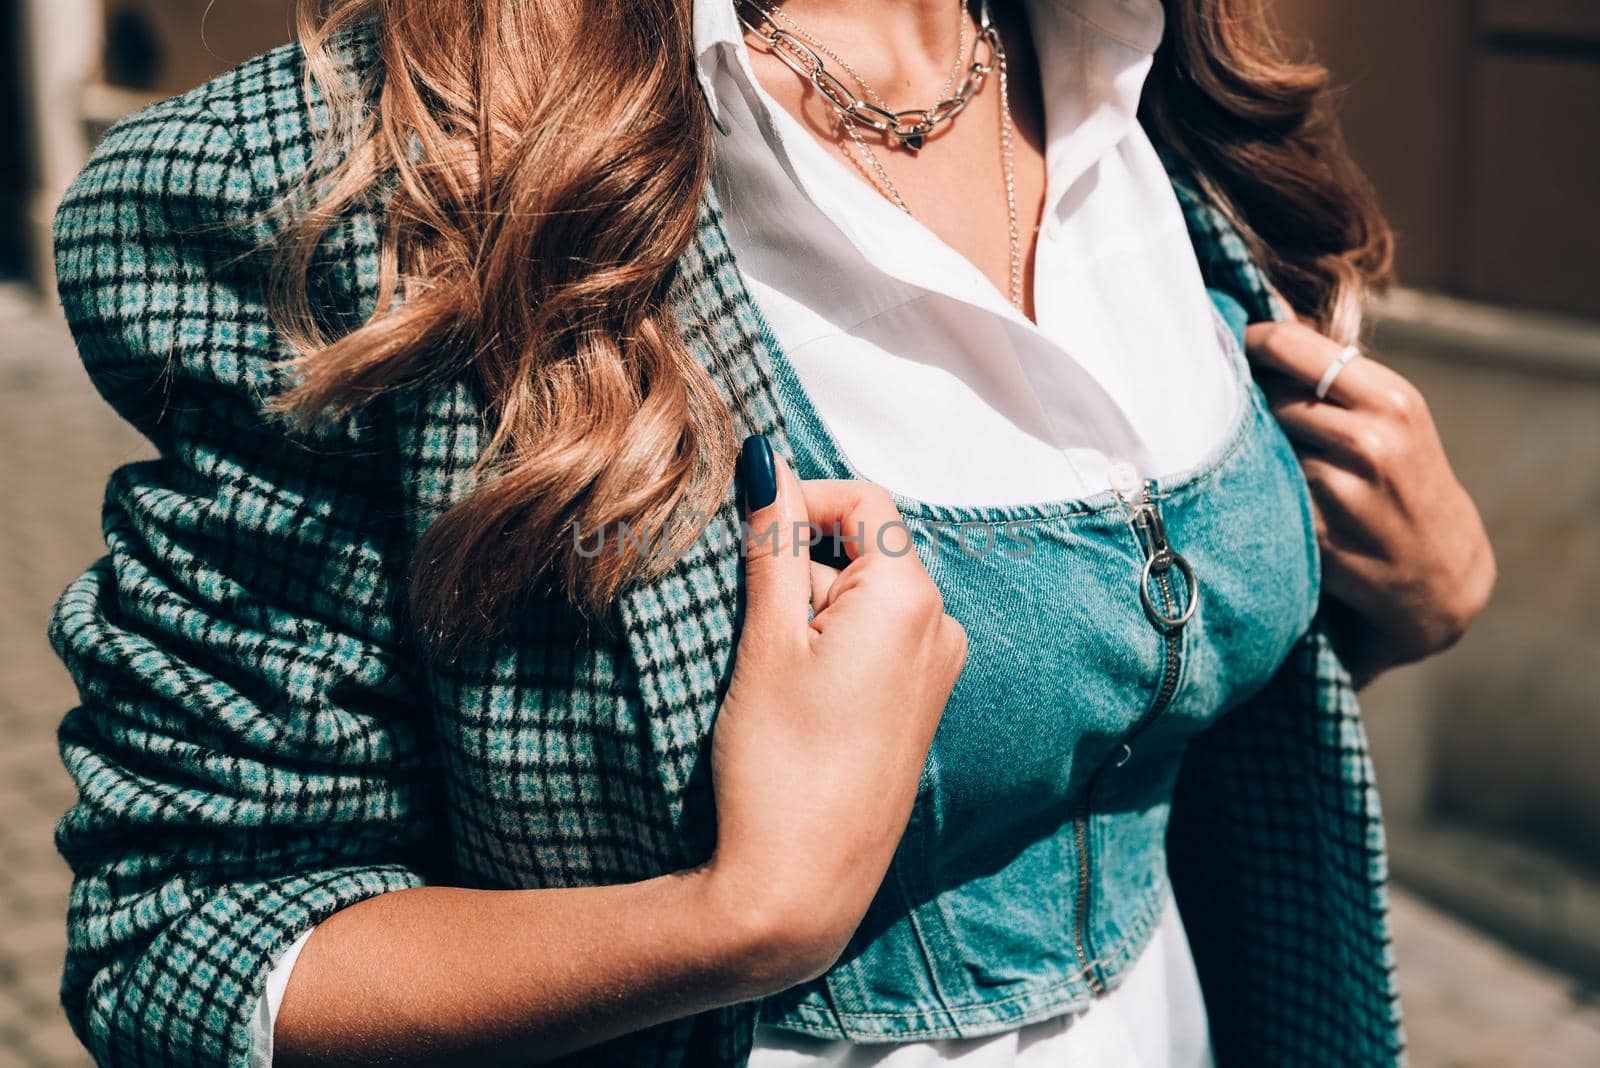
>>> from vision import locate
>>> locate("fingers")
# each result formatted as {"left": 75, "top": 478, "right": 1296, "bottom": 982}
{"left": 740, "top": 437, "right": 817, "bottom": 644}
{"left": 1249, "top": 321, "right": 1433, "bottom": 433}
{"left": 937, "top": 614, "right": 970, "bottom": 687}
{"left": 795, "top": 479, "right": 918, "bottom": 567}
{"left": 740, "top": 440, "right": 928, "bottom": 638}
{"left": 738, "top": 438, "right": 948, "bottom": 659}
{"left": 1296, "top": 454, "right": 1394, "bottom": 624}
{"left": 1267, "top": 394, "right": 1380, "bottom": 475}
{"left": 809, "top": 560, "right": 839, "bottom": 616}
{"left": 1245, "top": 320, "right": 1372, "bottom": 408}
{"left": 1300, "top": 455, "right": 1389, "bottom": 558}
{"left": 1270, "top": 393, "right": 1353, "bottom": 451}
{"left": 794, "top": 479, "right": 951, "bottom": 646}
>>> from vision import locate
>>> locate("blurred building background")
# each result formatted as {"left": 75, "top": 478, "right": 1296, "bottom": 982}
{"left": 1, "top": 1, "right": 1597, "bottom": 1065}
{"left": 1273, "top": 0, "right": 1600, "bottom": 991}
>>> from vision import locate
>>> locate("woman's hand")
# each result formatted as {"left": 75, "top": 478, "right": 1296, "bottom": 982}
{"left": 704, "top": 436, "right": 968, "bottom": 986}
{"left": 1246, "top": 320, "right": 1497, "bottom": 688}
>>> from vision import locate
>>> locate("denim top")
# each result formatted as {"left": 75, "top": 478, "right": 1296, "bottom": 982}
{"left": 756, "top": 293, "right": 1323, "bottom": 1041}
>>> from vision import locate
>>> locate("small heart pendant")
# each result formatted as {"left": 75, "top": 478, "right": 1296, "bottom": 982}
{"left": 899, "top": 132, "right": 925, "bottom": 153}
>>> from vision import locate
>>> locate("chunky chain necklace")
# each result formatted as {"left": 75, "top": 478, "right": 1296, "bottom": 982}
{"left": 738, "top": 0, "right": 1025, "bottom": 311}
{"left": 763, "top": 0, "right": 971, "bottom": 148}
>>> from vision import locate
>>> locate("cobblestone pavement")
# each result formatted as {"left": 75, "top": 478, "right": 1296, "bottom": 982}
{"left": 3, "top": 286, "right": 1598, "bottom": 1067}
{"left": 0, "top": 286, "right": 148, "bottom": 1068}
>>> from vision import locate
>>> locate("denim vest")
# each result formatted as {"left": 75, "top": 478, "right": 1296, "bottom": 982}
{"left": 756, "top": 295, "right": 1323, "bottom": 1041}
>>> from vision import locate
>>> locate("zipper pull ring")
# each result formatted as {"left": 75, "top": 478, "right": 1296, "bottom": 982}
{"left": 1129, "top": 482, "right": 1199, "bottom": 631}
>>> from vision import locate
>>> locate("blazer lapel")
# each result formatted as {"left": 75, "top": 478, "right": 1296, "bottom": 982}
{"left": 616, "top": 185, "right": 798, "bottom": 863}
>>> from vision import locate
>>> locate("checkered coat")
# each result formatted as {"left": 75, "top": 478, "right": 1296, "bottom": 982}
{"left": 47, "top": 27, "right": 1405, "bottom": 1068}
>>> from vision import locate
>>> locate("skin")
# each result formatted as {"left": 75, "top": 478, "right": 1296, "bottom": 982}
{"left": 742, "top": 0, "right": 1051, "bottom": 321}
{"left": 1247, "top": 319, "right": 1497, "bottom": 687}
{"left": 277, "top": 1, "right": 1491, "bottom": 1060}
{"left": 276, "top": 455, "right": 967, "bottom": 1066}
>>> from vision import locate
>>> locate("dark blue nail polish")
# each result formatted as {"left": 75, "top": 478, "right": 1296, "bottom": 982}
{"left": 741, "top": 434, "right": 777, "bottom": 513}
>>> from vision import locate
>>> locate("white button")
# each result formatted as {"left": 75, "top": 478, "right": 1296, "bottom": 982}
{"left": 1109, "top": 458, "right": 1142, "bottom": 498}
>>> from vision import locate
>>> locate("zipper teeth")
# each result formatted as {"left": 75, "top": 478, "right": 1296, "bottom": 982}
{"left": 1072, "top": 487, "right": 1186, "bottom": 998}
{"left": 1070, "top": 814, "right": 1101, "bottom": 995}
{"left": 1150, "top": 572, "right": 1183, "bottom": 712}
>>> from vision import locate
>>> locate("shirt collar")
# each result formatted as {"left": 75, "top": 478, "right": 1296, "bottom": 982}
{"left": 693, "top": 0, "right": 746, "bottom": 132}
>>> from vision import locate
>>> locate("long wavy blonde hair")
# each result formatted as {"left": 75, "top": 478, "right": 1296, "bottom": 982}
{"left": 266, "top": 0, "right": 1392, "bottom": 652}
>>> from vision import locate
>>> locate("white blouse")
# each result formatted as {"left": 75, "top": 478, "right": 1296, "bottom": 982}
{"left": 703, "top": 0, "right": 1239, "bottom": 506}
{"left": 248, "top": 0, "right": 1233, "bottom": 1064}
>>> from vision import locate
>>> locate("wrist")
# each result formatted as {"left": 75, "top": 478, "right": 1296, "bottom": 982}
{"left": 687, "top": 857, "right": 842, "bottom": 997}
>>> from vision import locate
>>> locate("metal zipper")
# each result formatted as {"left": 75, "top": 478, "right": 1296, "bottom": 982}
{"left": 1070, "top": 815, "right": 1101, "bottom": 994}
{"left": 1070, "top": 478, "right": 1196, "bottom": 997}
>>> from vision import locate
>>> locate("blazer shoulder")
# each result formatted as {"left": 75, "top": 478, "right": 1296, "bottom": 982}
{"left": 55, "top": 22, "right": 381, "bottom": 246}
{"left": 51, "top": 27, "right": 387, "bottom": 439}
{"left": 190, "top": 21, "right": 383, "bottom": 207}
{"left": 51, "top": 87, "right": 267, "bottom": 440}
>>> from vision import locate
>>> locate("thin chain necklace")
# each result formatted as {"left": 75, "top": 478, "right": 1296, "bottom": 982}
{"left": 738, "top": 0, "right": 1025, "bottom": 310}
{"left": 763, "top": 1, "right": 963, "bottom": 213}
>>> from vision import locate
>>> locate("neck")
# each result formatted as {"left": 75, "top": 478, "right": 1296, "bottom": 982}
{"left": 759, "top": 0, "right": 975, "bottom": 85}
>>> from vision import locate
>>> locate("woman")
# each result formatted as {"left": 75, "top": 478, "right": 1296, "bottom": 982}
{"left": 48, "top": 0, "right": 1494, "bottom": 1065}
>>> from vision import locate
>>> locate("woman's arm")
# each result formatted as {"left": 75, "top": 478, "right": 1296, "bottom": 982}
{"left": 274, "top": 449, "right": 968, "bottom": 1066}
{"left": 272, "top": 871, "right": 789, "bottom": 1068}
{"left": 50, "top": 94, "right": 459, "bottom": 1067}
{"left": 54, "top": 94, "right": 965, "bottom": 1067}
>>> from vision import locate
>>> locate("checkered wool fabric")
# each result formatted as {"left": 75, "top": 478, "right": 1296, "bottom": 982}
{"left": 47, "top": 28, "right": 1403, "bottom": 1068}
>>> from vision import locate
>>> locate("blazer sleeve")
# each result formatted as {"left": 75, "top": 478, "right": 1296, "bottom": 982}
{"left": 48, "top": 94, "right": 440, "bottom": 1067}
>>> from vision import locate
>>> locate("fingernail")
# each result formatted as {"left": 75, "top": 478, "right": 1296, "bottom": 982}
{"left": 740, "top": 434, "right": 777, "bottom": 513}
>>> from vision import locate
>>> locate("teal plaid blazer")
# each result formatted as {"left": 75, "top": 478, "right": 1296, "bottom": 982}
{"left": 48, "top": 27, "right": 1405, "bottom": 1068}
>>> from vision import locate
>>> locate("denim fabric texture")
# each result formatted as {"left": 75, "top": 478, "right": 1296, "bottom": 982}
{"left": 757, "top": 301, "right": 1321, "bottom": 1040}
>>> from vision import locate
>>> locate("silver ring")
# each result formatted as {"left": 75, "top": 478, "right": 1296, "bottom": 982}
{"left": 1314, "top": 344, "right": 1361, "bottom": 401}
{"left": 1139, "top": 551, "right": 1199, "bottom": 630}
